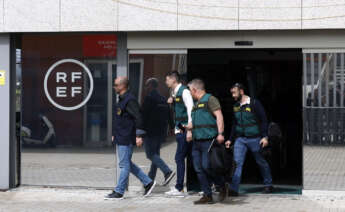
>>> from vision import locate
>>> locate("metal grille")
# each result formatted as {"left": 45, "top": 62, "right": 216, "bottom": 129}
{"left": 303, "top": 52, "right": 345, "bottom": 145}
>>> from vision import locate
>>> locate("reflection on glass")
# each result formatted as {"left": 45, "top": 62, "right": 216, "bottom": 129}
{"left": 21, "top": 34, "right": 117, "bottom": 148}
{"left": 85, "top": 62, "right": 108, "bottom": 144}
{"left": 303, "top": 52, "right": 345, "bottom": 190}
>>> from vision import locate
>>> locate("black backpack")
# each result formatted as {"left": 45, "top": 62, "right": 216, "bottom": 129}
{"left": 250, "top": 99, "right": 282, "bottom": 144}
{"left": 268, "top": 122, "right": 282, "bottom": 140}
{"left": 250, "top": 99, "right": 283, "bottom": 160}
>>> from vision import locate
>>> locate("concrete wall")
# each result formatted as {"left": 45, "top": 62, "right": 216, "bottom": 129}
{"left": 0, "top": 0, "right": 345, "bottom": 32}
{"left": 127, "top": 30, "right": 345, "bottom": 49}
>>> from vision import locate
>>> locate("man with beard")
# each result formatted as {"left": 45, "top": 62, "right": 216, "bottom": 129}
{"left": 225, "top": 83, "right": 273, "bottom": 196}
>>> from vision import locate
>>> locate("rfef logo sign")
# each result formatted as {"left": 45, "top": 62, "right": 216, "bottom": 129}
{"left": 44, "top": 59, "right": 94, "bottom": 111}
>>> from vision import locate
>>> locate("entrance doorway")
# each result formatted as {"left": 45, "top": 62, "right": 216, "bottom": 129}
{"left": 188, "top": 49, "right": 303, "bottom": 187}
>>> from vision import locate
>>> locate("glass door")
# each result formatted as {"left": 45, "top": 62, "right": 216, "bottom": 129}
{"left": 84, "top": 61, "right": 114, "bottom": 147}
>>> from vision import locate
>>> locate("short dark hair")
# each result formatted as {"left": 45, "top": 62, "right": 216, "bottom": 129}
{"left": 166, "top": 70, "right": 180, "bottom": 82}
{"left": 231, "top": 83, "right": 245, "bottom": 91}
{"left": 146, "top": 78, "right": 159, "bottom": 88}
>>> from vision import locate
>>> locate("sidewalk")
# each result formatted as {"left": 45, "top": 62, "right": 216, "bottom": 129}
{"left": 1, "top": 186, "right": 345, "bottom": 212}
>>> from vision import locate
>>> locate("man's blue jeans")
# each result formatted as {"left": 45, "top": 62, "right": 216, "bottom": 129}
{"left": 192, "top": 140, "right": 225, "bottom": 197}
{"left": 174, "top": 132, "right": 191, "bottom": 191}
{"left": 115, "top": 144, "right": 152, "bottom": 195}
{"left": 230, "top": 137, "right": 272, "bottom": 192}
{"left": 144, "top": 135, "right": 172, "bottom": 180}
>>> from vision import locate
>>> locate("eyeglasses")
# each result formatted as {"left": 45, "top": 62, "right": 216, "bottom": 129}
{"left": 113, "top": 84, "right": 120, "bottom": 88}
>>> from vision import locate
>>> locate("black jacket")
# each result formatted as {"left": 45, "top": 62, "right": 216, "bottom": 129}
{"left": 142, "top": 89, "right": 171, "bottom": 137}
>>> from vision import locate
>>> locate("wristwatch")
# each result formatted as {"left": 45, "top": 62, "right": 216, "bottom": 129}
{"left": 218, "top": 132, "right": 224, "bottom": 136}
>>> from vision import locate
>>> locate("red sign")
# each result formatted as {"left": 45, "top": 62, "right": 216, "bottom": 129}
{"left": 83, "top": 35, "right": 117, "bottom": 57}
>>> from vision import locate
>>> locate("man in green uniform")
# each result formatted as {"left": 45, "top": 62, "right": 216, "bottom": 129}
{"left": 186, "top": 78, "right": 227, "bottom": 204}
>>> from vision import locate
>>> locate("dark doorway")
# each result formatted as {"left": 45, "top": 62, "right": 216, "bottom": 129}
{"left": 188, "top": 49, "right": 303, "bottom": 186}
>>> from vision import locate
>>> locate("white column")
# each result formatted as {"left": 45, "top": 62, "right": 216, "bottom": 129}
{"left": 0, "top": 34, "right": 10, "bottom": 190}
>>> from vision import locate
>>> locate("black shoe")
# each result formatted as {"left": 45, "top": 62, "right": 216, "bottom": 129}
{"left": 162, "top": 171, "right": 175, "bottom": 186}
{"left": 194, "top": 195, "right": 214, "bottom": 205}
{"left": 218, "top": 186, "right": 227, "bottom": 202}
{"left": 144, "top": 181, "right": 156, "bottom": 197}
{"left": 104, "top": 191, "right": 123, "bottom": 200}
{"left": 262, "top": 186, "right": 274, "bottom": 194}
{"left": 228, "top": 189, "right": 239, "bottom": 197}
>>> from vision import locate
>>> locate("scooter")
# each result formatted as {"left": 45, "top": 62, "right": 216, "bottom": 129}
{"left": 22, "top": 115, "right": 56, "bottom": 147}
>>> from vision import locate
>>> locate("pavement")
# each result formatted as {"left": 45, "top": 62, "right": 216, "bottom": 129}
{"left": 21, "top": 138, "right": 177, "bottom": 188}
{"left": 2, "top": 186, "right": 345, "bottom": 212}
{"left": 22, "top": 140, "right": 345, "bottom": 191}
{"left": 16, "top": 137, "right": 345, "bottom": 211}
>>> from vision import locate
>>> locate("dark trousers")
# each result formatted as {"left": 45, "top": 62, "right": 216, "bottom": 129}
{"left": 192, "top": 140, "right": 225, "bottom": 196}
{"left": 144, "top": 135, "right": 172, "bottom": 180}
{"left": 174, "top": 132, "right": 191, "bottom": 191}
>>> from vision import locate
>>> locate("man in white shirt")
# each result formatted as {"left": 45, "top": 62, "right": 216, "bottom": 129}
{"left": 164, "top": 71, "right": 194, "bottom": 196}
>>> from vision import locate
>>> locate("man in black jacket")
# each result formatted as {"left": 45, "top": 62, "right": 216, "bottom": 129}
{"left": 142, "top": 78, "right": 175, "bottom": 185}
{"left": 105, "top": 76, "right": 156, "bottom": 199}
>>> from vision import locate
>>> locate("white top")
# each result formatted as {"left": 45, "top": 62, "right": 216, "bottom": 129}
{"left": 173, "top": 83, "right": 194, "bottom": 133}
{"left": 240, "top": 96, "right": 251, "bottom": 106}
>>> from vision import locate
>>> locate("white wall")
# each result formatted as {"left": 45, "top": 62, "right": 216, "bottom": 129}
{"left": 0, "top": 0, "right": 345, "bottom": 32}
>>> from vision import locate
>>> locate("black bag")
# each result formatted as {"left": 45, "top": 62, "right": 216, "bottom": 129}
{"left": 208, "top": 140, "right": 234, "bottom": 175}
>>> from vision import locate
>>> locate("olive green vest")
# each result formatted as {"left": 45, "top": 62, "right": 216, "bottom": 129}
{"left": 174, "top": 85, "right": 188, "bottom": 128}
{"left": 233, "top": 101, "right": 260, "bottom": 138}
{"left": 191, "top": 93, "right": 218, "bottom": 140}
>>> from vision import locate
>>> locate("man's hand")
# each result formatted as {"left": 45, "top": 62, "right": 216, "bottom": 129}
{"left": 136, "top": 137, "right": 143, "bottom": 147}
{"left": 112, "top": 136, "right": 114, "bottom": 142}
{"left": 186, "top": 130, "right": 193, "bottom": 142}
{"left": 225, "top": 140, "right": 231, "bottom": 148}
{"left": 184, "top": 122, "right": 193, "bottom": 131}
{"left": 260, "top": 137, "right": 269, "bottom": 148}
{"left": 167, "top": 97, "right": 173, "bottom": 104}
{"left": 216, "top": 134, "right": 224, "bottom": 144}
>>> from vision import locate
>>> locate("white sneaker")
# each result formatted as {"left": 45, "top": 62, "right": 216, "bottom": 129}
{"left": 165, "top": 187, "right": 185, "bottom": 197}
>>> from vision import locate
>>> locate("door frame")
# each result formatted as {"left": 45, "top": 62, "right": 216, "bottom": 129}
{"left": 83, "top": 59, "right": 144, "bottom": 147}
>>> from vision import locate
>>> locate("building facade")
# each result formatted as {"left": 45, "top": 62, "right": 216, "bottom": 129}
{"left": 0, "top": 0, "right": 345, "bottom": 192}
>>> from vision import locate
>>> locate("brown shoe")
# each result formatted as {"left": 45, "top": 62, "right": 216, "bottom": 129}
{"left": 218, "top": 186, "right": 227, "bottom": 202}
{"left": 194, "top": 195, "right": 214, "bottom": 205}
